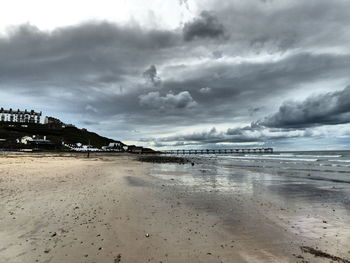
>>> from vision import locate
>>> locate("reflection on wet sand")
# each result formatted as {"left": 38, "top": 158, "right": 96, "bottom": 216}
{"left": 149, "top": 153, "right": 350, "bottom": 261}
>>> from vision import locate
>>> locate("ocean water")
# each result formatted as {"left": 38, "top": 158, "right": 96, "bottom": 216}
{"left": 175, "top": 151, "right": 350, "bottom": 183}
{"left": 150, "top": 151, "right": 350, "bottom": 211}
{"left": 147, "top": 151, "right": 350, "bottom": 257}
{"left": 211, "top": 150, "right": 350, "bottom": 183}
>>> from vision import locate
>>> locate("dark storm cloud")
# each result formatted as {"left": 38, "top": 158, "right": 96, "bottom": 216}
{"left": 183, "top": 11, "right": 226, "bottom": 41}
{"left": 0, "top": 22, "right": 179, "bottom": 87}
{"left": 1, "top": 0, "right": 350, "bottom": 147}
{"left": 146, "top": 124, "right": 308, "bottom": 147}
{"left": 201, "top": 0, "right": 350, "bottom": 53}
{"left": 143, "top": 65, "right": 161, "bottom": 86}
{"left": 260, "top": 86, "right": 350, "bottom": 128}
{"left": 1, "top": 20, "right": 348, "bottom": 131}
{"left": 159, "top": 52, "right": 350, "bottom": 125}
{"left": 145, "top": 85, "right": 350, "bottom": 146}
{"left": 139, "top": 91, "right": 196, "bottom": 110}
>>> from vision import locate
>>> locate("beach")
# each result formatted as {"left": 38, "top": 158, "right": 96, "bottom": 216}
{"left": 0, "top": 153, "right": 349, "bottom": 263}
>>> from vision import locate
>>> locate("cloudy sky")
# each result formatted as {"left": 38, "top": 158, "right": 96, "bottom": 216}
{"left": 1, "top": 0, "right": 350, "bottom": 150}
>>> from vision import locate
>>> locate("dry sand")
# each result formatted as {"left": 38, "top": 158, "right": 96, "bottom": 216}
{"left": 0, "top": 153, "right": 348, "bottom": 263}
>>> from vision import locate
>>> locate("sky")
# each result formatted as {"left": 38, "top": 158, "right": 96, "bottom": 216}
{"left": 1, "top": 0, "right": 350, "bottom": 151}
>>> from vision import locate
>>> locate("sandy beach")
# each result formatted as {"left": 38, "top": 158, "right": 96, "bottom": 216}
{"left": 0, "top": 153, "right": 349, "bottom": 263}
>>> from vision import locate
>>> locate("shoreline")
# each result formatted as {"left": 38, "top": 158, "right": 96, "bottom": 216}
{"left": 0, "top": 154, "right": 349, "bottom": 262}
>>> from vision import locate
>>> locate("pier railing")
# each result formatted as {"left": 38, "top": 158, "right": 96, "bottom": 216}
{"left": 162, "top": 148, "right": 273, "bottom": 155}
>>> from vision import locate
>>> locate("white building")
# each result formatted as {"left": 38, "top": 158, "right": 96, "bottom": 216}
{"left": 17, "top": 135, "right": 48, "bottom": 145}
{"left": 0, "top": 108, "right": 42, "bottom": 124}
{"left": 65, "top": 143, "right": 101, "bottom": 152}
{"left": 19, "top": 136, "right": 33, "bottom": 145}
{"left": 102, "top": 142, "right": 123, "bottom": 151}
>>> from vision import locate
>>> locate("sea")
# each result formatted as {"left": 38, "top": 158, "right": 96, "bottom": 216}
{"left": 149, "top": 150, "right": 350, "bottom": 212}
{"left": 147, "top": 151, "right": 350, "bottom": 258}
{"left": 155, "top": 150, "right": 350, "bottom": 182}
{"left": 210, "top": 150, "right": 350, "bottom": 183}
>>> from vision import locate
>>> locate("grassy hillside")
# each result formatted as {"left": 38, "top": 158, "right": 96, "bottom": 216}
{"left": 0, "top": 123, "right": 122, "bottom": 148}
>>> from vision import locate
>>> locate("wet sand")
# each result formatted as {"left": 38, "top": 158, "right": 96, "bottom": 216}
{"left": 0, "top": 153, "right": 349, "bottom": 262}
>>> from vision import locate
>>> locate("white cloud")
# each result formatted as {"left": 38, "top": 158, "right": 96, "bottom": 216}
{"left": 199, "top": 87, "right": 211, "bottom": 93}
{"left": 0, "top": 0, "right": 197, "bottom": 33}
{"left": 139, "top": 91, "right": 197, "bottom": 109}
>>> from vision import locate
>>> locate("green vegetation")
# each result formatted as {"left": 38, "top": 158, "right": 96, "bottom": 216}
{"left": 0, "top": 123, "right": 122, "bottom": 148}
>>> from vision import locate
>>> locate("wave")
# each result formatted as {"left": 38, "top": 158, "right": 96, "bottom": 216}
{"left": 245, "top": 154, "right": 342, "bottom": 158}
{"left": 295, "top": 155, "right": 342, "bottom": 158}
{"left": 224, "top": 156, "right": 319, "bottom": 162}
{"left": 331, "top": 159, "right": 350, "bottom": 163}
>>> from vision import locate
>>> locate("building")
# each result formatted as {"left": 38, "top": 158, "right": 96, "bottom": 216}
{"left": 44, "top": 116, "right": 64, "bottom": 128}
{"left": 102, "top": 142, "right": 124, "bottom": 151}
{"left": 65, "top": 143, "right": 101, "bottom": 152}
{"left": 44, "top": 116, "right": 62, "bottom": 125}
{"left": 0, "top": 108, "right": 42, "bottom": 124}
{"left": 28, "top": 138, "right": 55, "bottom": 150}
{"left": 17, "top": 135, "right": 48, "bottom": 145}
{"left": 19, "top": 136, "right": 33, "bottom": 145}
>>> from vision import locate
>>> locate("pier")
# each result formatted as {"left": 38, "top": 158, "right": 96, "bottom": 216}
{"left": 162, "top": 148, "right": 273, "bottom": 155}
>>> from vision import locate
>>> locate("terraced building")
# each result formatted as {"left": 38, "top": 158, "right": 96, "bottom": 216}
{"left": 0, "top": 108, "right": 42, "bottom": 123}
